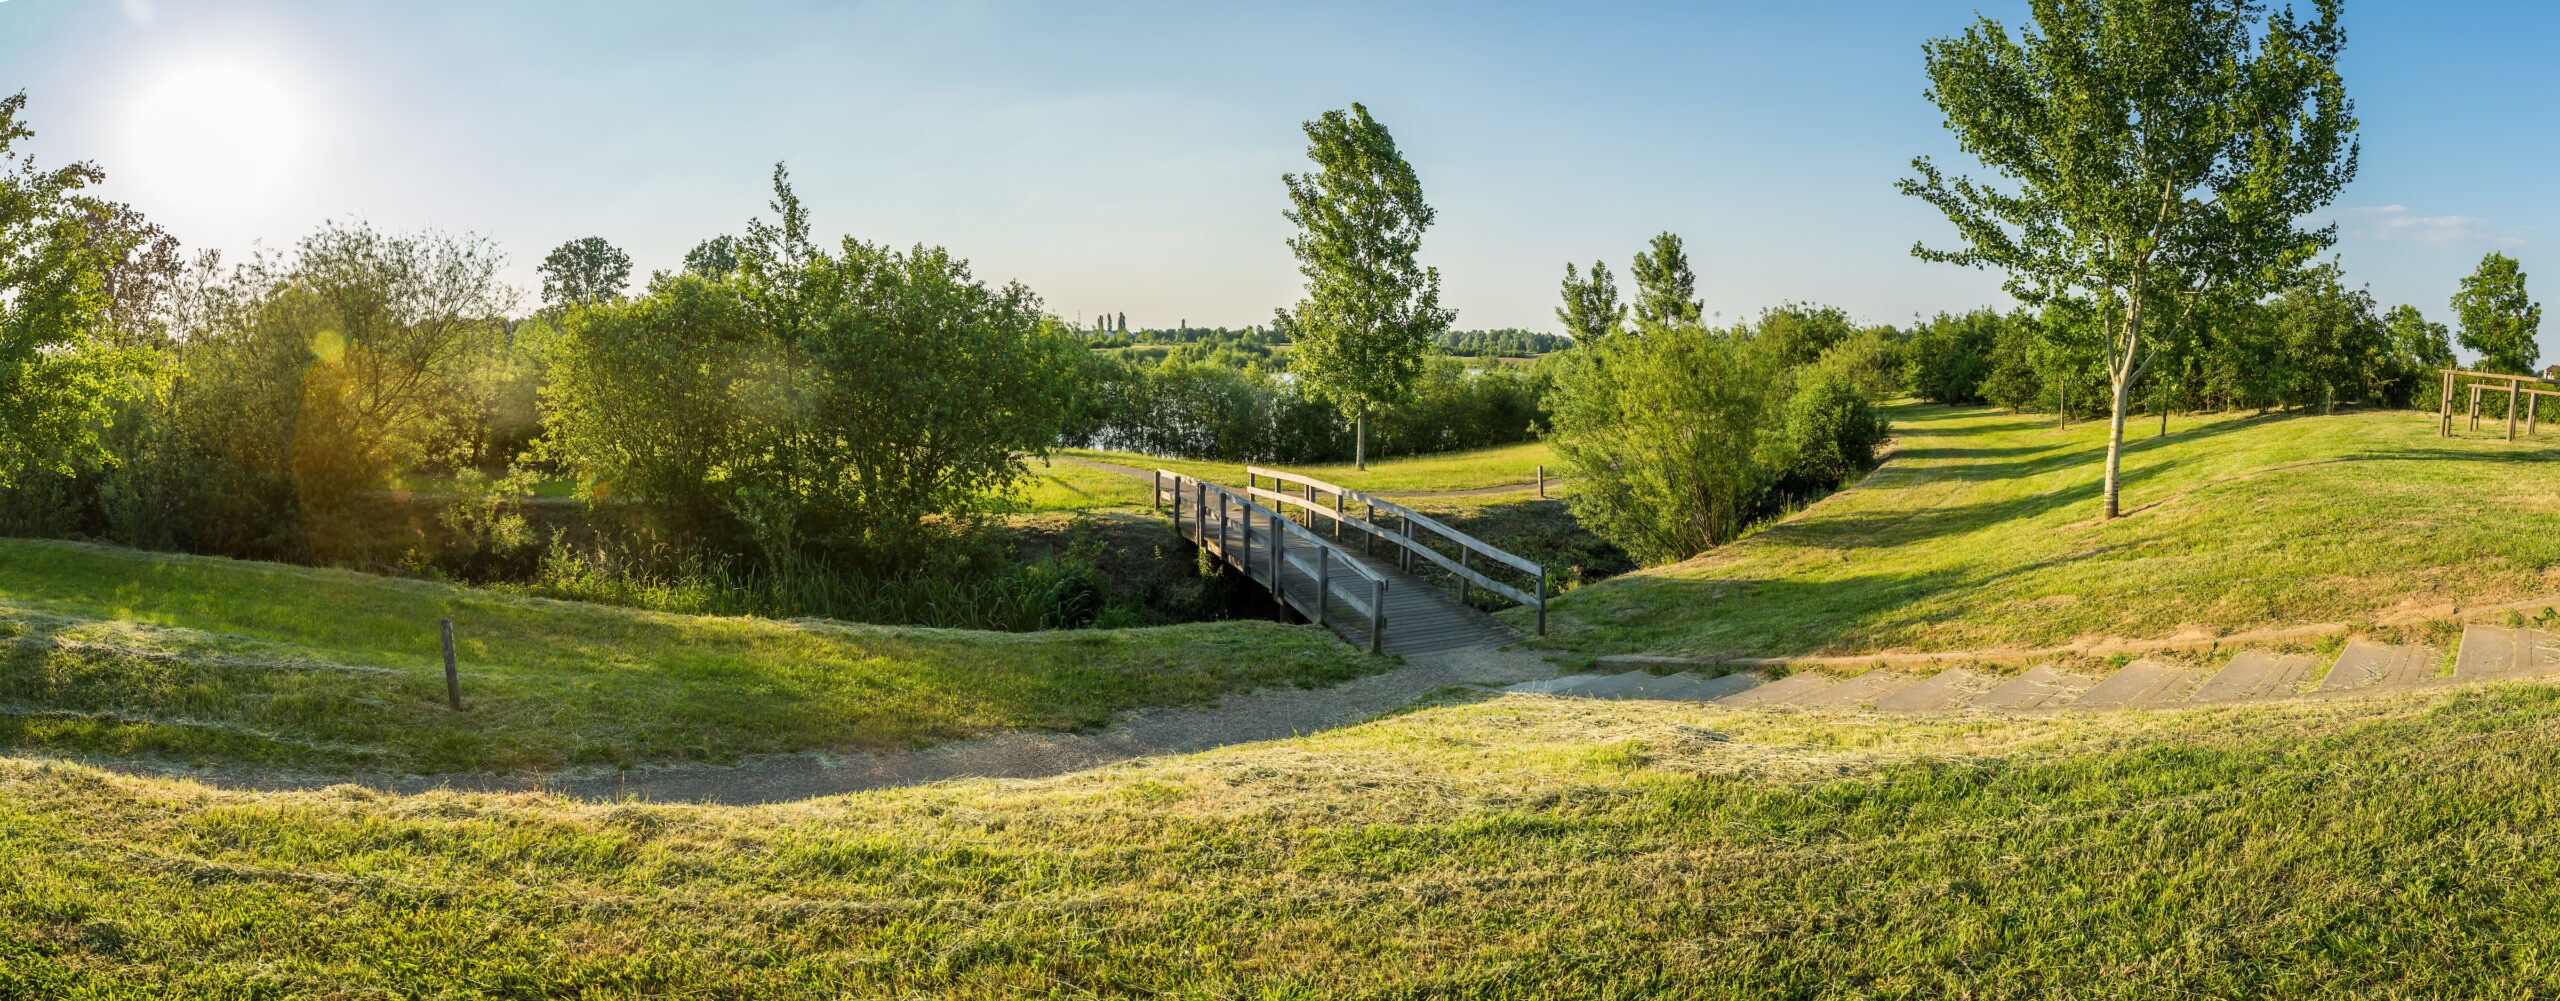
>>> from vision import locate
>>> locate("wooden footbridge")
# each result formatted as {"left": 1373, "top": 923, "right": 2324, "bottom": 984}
{"left": 1151, "top": 467, "right": 1548, "bottom": 655}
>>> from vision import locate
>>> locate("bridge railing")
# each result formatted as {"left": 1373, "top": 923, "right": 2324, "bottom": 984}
{"left": 1240, "top": 466, "right": 1548, "bottom": 636}
{"left": 1152, "top": 470, "right": 1389, "bottom": 653}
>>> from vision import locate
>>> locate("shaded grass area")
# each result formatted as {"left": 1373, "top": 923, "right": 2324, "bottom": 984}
{"left": 1533, "top": 405, "right": 2560, "bottom": 658}
{"left": 1063, "top": 440, "right": 1554, "bottom": 496}
{"left": 10, "top": 686, "right": 2560, "bottom": 995}
{"left": 0, "top": 539, "right": 1380, "bottom": 774}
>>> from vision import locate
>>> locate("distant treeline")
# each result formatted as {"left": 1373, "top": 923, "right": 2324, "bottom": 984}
{"left": 1078, "top": 323, "right": 1567, "bottom": 359}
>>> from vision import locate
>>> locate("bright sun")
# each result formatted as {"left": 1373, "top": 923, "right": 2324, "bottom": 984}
{"left": 122, "top": 57, "right": 311, "bottom": 212}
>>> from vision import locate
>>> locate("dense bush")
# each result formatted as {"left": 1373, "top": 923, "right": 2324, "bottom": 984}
{"left": 1547, "top": 318, "right": 1893, "bottom": 566}
{"left": 542, "top": 175, "right": 1080, "bottom": 574}
{"left": 1900, "top": 309, "right": 2001, "bottom": 404}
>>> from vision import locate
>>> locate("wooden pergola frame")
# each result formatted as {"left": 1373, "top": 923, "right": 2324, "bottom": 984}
{"left": 2438, "top": 368, "right": 2560, "bottom": 442}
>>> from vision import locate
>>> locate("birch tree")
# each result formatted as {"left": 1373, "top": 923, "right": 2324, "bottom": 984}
{"left": 1902, "top": 0, "right": 2357, "bottom": 518}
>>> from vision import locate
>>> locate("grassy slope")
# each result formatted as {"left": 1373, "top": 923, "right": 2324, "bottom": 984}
{"left": 0, "top": 540, "right": 1378, "bottom": 774}
{"left": 1064, "top": 440, "right": 1554, "bottom": 496}
{"left": 1534, "top": 404, "right": 2560, "bottom": 658}
{"left": 11, "top": 685, "right": 2560, "bottom": 996}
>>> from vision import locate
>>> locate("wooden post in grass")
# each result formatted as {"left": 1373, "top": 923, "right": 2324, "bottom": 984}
{"left": 440, "top": 618, "right": 462, "bottom": 711}
{"left": 2472, "top": 384, "right": 2484, "bottom": 430}
{"left": 1151, "top": 470, "right": 1162, "bottom": 513}
{"left": 1536, "top": 465, "right": 1546, "bottom": 499}
{"left": 2509, "top": 378, "right": 2522, "bottom": 442}
{"left": 2442, "top": 370, "right": 2455, "bottom": 436}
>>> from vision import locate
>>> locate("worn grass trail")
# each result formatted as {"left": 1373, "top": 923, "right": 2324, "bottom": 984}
{"left": 1536, "top": 405, "right": 2560, "bottom": 659}
{"left": 0, "top": 539, "right": 1379, "bottom": 774}
{"left": 10, "top": 686, "right": 2560, "bottom": 996}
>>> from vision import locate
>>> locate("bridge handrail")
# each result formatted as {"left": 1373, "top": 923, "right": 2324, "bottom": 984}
{"left": 1243, "top": 465, "right": 1547, "bottom": 634}
{"left": 1153, "top": 471, "right": 1389, "bottom": 650}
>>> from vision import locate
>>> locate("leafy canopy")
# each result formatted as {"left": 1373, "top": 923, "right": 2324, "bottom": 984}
{"left": 0, "top": 92, "right": 145, "bottom": 488}
{"left": 1555, "top": 260, "right": 1625, "bottom": 344}
{"left": 2451, "top": 252, "right": 2539, "bottom": 375}
{"left": 1902, "top": 0, "right": 2358, "bottom": 517}
{"left": 1630, "top": 231, "right": 1703, "bottom": 328}
{"left": 537, "top": 236, "right": 632, "bottom": 308}
{"left": 1273, "top": 103, "right": 1454, "bottom": 421}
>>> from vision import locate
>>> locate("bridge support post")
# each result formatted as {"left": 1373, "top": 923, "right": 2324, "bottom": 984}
{"left": 1459, "top": 549, "right": 1472, "bottom": 606}
{"left": 1269, "top": 512, "right": 1284, "bottom": 607}
{"left": 1399, "top": 517, "right": 1415, "bottom": 573}
{"left": 1536, "top": 568, "right": 1547, "bottom": 636}
{"left": 1194, "top": 480, "right": 1205, "bottom": 544}
{"left": 1364, "top": 503, "right": 1376, "bottom": 556}
{"left": 1369, "top": 579, "right": 1386, "bottom": 654}
{"left": 1315, "top": 552, "right": 1331, "bottom": 627}
{"left": 1333, "top": 492, "right": 1344, "bottom": 541}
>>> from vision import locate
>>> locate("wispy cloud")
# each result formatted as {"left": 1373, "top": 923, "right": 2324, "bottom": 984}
{"left": 2336, "top": 205, "right": 2527, "bottom": 247}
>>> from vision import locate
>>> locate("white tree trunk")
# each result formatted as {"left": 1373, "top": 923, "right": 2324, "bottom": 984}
{"left": 1355, "top": 413, "right": 1367, "bottom": 470}
{"left": 2103, "top": 370, "right": 2132, "bottom": 519}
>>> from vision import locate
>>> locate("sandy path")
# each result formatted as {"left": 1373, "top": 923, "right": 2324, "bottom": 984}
{"left": 101, "top": 644, "right": 1558, "bottom": 806}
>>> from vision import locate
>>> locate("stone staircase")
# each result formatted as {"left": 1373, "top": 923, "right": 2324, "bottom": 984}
{"left": 1508, "top": 625, "right": 2560, "bottom": 712}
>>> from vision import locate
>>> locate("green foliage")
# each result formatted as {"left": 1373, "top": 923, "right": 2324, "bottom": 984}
{"left": 682, "top": 234, "right": 741, "bottom": 280}
{"left": 1779, "top": 367, "right": 1891, "bottom": 496}
{"left": 535, "top": 236, "right": 631, "bottom": 308}
{"left": 2453, "top": 252, "right": 2540, "bottom": 375}
{"left": 1901, "top": 309, "right": 2002, "bottom": 404}
{"left": 1903, "top": 0, "right": 2359, "bottom": 517}
{"left": 1273, "top": 103, "right": 1454, "bottom": 435}
{"left": 1629, "top": 231, "right": 1703, "bottom": 327}
{"left": 1814, "top": 325, "right": 1906, "bottom": 402}
{"left": 0, "top": 92, "right": 144, "bottom": 489}
{"left": 2383, "top": 304, "right": 2456, "bottom": 409}
{"left": 540, "top": 167, "right": 1080, "bottom": 572}
{"left": 1749, "top": 303, "right": 1856, "bottom": 369}
{"left": 2271, "top": 263, "right": 2388, "bottom": 412}
{"left": 1547, "top": 326, "right": 1789, "bottom": 564}
{"left": 1553, "top": 260, "right": 1624, "bottom": 344}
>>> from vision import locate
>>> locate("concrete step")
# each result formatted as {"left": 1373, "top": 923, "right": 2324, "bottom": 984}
{"left": 2454, "top": 626, "right": 2560, "bottom": 680}
{"left": 1716, "top": 671, "right": 1838, "bottom": 707}
{"left": 1971, "top": 666, "right": 2099, "bottom": 710}
{"left": 1873, "top": 668, "right": 1995, "bottom": 712}
{"left": 1792, "top": 669, "right": 1920, "bottom": 708}
{"left": 1545, "top": 672, "right": 1666, "bottom": 699}
{"left": 2190, "top": 650, "right": 2316, "bottom": 703}
{"left": 1505, "top": 674, "right": 1612, "bottom": 695}
{"left": 2322, "top": 640, "right": 2441, "bottom": 691}
{"left": 1685, "top": 671, "right": 1771, "bottom": 701}
{"left": 1593, "top": 673, "right": 1733, "bottom": 701}
{"left": 2072, "top": 658, "right": 2204, "bottom": 710}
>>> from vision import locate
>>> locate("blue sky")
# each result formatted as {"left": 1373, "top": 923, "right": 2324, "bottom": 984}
{"left": 4, "top": 0, "right": 2557, "bottom": 352}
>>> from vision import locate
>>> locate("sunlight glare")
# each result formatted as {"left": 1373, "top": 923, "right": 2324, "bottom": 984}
{"left": 122, "top": 56, "right": 311, "bottom": 213}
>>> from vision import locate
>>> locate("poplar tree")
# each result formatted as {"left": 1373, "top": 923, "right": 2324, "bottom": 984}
{"left": 1556, "top": 260, "right": 1626, "bottom": 344}
{"left": 1273, "top": 103, "right": 1454, "bottom": 469}
{"left": 1630, "top": 231, "right": 1703, "bottom": 327}
{"left": 1903, "top": 0, "right": 2357, "bottom": 519}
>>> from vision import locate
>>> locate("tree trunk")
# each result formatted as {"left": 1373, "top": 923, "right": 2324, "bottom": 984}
{"left": 1355, "top": 413, "right": 1367, "bottom": 470}
{"left": 2102, "top": 370, "right": 2132, "bottom": 519}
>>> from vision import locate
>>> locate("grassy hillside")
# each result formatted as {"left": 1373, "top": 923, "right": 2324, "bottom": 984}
{"left": 1534, "top": 405, "right": 2560, "bottom": 659}
{"left": 0, "top": 540, "right": 1378, "bottom": 774}
{"left": 10, "top": 683, "right": 2560, "bottom": 996}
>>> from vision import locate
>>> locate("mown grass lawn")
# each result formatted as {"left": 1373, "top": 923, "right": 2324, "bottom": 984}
{"left": 1064, "top": 439, "right": 1554, "bottom": 496}
{"left": 9, "top": 684, "right": 2560, "bottom": 996}
{"left": 0, "top": 539, "right": 1380, "bottom": 774}
{"left": 1532, "top": 404, "right": 2560, "bottom": 659}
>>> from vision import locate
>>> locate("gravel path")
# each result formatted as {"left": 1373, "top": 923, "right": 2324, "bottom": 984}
{"left": 101, "top": 643, "right": 1558, "bottom": 806}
